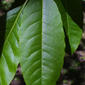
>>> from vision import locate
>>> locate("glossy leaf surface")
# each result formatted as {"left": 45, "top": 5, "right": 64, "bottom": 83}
{"left": 20, "top": 0, "right": 65, "bottom": 85}
{"left": 0, "top": 2, "right": 27, "bottom": 85}
{"left": 0, "top": 0, "right": 65, "bottom": 85}
{"left": 6, "top": 7, "right": 20, "bottom": 37}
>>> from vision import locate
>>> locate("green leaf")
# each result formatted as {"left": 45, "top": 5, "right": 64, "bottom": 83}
{"left": 6, "top": 7, "right": 21, "bottom": 37}
{"left": 20, "top": 0, "right": 65, "bottom": 85}
{"left": 0, "top": 1, "right": 27, "bottom": 85}
{"left": 55, "top": 0, "right": 82, "bottom": 54}
{"left": 0, "top": 0, "right": 65, "bottom": 85}
{"left": 65, "top": 14, "right": 82, "bottom": 54}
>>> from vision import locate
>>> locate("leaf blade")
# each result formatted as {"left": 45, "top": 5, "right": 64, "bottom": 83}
{"left": 55, "top": 0, "right": 82, "bottom": 54}
{"left": 20, "top": 0, "right": 65, "bottom": 85}
{"left": 6, "top": 7, "right": 21, "bottom": 37}
{"left": 0, "top": 1, "right": 27, "bottom": 85}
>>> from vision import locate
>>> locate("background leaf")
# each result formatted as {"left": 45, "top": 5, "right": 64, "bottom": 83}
{"left": 55, "top": 0, "right": 82, "bottom": 54}
{"left": 0, "top": 1, "right": 27, "bottom": 85}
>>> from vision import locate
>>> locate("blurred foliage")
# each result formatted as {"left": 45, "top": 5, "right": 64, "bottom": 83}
{"left": 57, "top": 52, "right": 85, "bottom": 85}
{"left": 0, "top": 0, "right": 26, "bottom": 11}
{"left": 0, "top": 0, "right": 14, "bottom": 10}
{"left": 2, "top": 0, "right": 15, "bottom": 10}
